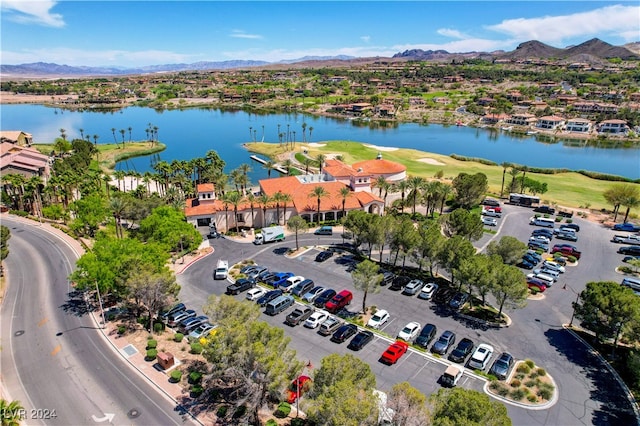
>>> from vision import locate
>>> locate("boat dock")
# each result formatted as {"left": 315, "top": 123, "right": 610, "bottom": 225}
{"left": 250, "top": 155, "right": 288, "bottom": 174}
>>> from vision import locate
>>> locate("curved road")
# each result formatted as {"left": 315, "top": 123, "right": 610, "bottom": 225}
{"left": 0, "top": 218, "right": 192, "bottom": 425}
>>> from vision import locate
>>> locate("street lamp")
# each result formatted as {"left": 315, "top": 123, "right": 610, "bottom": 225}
{"left": 563, "top": 284, "right": 580, "bottom": 327}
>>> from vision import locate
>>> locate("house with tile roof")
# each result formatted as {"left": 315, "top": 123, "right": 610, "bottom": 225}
{"left": 564, "top": 118, "right": 593, "bottom": 134}
{"left": 0, "top": 131, "right": 33, "bottom": 147}
{"left": 0, "top": 142, "right": 51, "bottom": 181}
{"left": 597, "top": 119, "right": 629, "bottom": 135}
{"left": 535, "top": 116, "right": 565, "bottom": 130}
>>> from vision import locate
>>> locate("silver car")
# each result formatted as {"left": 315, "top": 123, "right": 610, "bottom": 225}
{"left": 402, "top": 279, "right": 424, "bottom": 296}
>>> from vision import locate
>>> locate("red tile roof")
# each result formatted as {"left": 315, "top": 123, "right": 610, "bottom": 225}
{"left": 197, "top": 183, "right": 215, "bottom": 193}
{"left": 351, "top": 159, "right": 406, "bottom": 174}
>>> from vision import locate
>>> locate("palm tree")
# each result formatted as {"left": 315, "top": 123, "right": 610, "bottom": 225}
{"left": 93, "top": 134, "right": 99, "bottom": 147}
{"left": 302, "top": 157, "right": 313, "bottom": 174}
{"left": 301, "top": 122, "right": 307, "bottom": 142}
{"left": 258, "top": 193, "right": 272, "bottom": 227}
{"left": 282, "top": 159, "right": 293, "bottom": 175}
{"left": 520, "top": 165, "right": 529, "bottom": 193}
{"left": 263, "top": 160, "right": 275, "bottom": 178}
{"left": 309, "top": 185, "right": 329, "bottom": 224}
{"left": 113, "top": 170, "right": 126, "bottom": 192}
{"left": 79, "top": 128, "right": 84, "bottom": 140}
{"left": 374, "top": 175, "right": 387, "bottom": 198}
{"left": 110, "top": 196, "right": 129, "bottom": 239}
{"left": 500, "top": 162, "right": 510, "bottom": 197}
{"left": 272, "top": 191, "right": 285, "bottom": 225}
{"left": 229, "top": 169, "right": 242, "bottom": 192}
{"left": 128, "top": 126, "right": 133, "bottom": 142}
{"left": 508, "top": 167, "right": 520, "bottom": 193}
{"left": 622, "top": 192, "right": 640, "bottom": 223}
{"left": 238, "top": 163, "right": 251, "bottom": 178}
{"left": 394, "top": 180, "right": 410, "bottom": 213}
{"left": 119, "top": 129, "right": 126, "bottom": 148}
{"left": 438, "top": 183, "right": 453, "bottom": 214}
{"left": 279, "top": 192, "right": 293, "bottom": 225}
{"left": 246, "top": 192, "right": 257, "bottom": 227}
{"left": 225, "top": 191, "right": 244, "bottom": 232}
{"left": 111, "top": 127, "right": 117, "bottom": 143}
{"left": 308, "top": 126, "right": 314, "bottom": 141}
{"left": 59, "top": 128, "right": 67, "bottom": 140}
{"left": 339, "top": 186, "right": 351, "bottom": 219}
{"left": 408, "top": 175, "right": 425, "bottom": 214}
{"left": 277, "top": 124, "right": 281, "bottom": 145}
{"left": 249, "top": 126, "right": 253, "bottom": 142}
{"left": 316, "top": 153, "right": 326, "bottom": 174}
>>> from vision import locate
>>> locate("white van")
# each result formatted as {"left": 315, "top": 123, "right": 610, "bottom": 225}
{"left": 214, "top": 260, "right": 229, "bottom": 280}
{"left": 530, "top": 217, "right": 555, "bottom": 228}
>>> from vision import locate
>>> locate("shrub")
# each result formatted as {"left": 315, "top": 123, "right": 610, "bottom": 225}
{"left": 567, "top": 255, "right": 577, "bottom": 263}
{"left": 511, "top": 388, "right": 527, "bottom": 400}
{"left": 515, "top": 372, "right": 525, "bottom": 380}
{"left": 174, "top": 333, "right": 184, "bottom": 342}
{"left": 274, "top": 402, "right": 291, "bottom": 418}
{"left": 527, "top": 394, "right": 538, "bottom": 402}
{"left": 529, "top": 371, "right": 539, "bottom": 379}
{"left": 137, "top": 317, "right": 148, "bottom": 325}
{"left": 510, "top": 379, "right": 521, "bottom": 388}
{"left": 517, "top": 364, "right": 531, "bottom": 374}
{"left": 188, "top": 371, "right": 203, "bottom": 384}
{"left": 191, "top": 385, "right": 204, "bottom": 398}
{"left": 117, "top": 325, "right": 126, "bottom": 335}
{"left": 537, "top": 387, "right": 553, "bottom": 400}
{"left": 216, "top": 405, "right": 228, "bottom": 417}
{"left": 265, "top": 420, "right": 278, "bottom": 426}
{"left": 153, "top": 322, "right": 164, "bottom": 334}
{"left": 489, "top": 381, "right": 502, "bottom": 391}
{"left": 190, "top": 342, "right": 203, "bottom": 354}
{"left": 498, "top": 386, "right": 509, "bottom": 397}
{"left": 146, "top": 339, "right": 157, "bottom": 349}
{"left": 145, "top": 349, "right": 158, "bottom": 361}
{"left": 525, "top": 359, "right": 535, "bottom": 368}
{"left": 232, "top": 405, "right": 247, "bottom": 419}
{"left": 555, "top": 217, "right": 562, "bottom": 222}
{"left": 524, "top": 379, "right": 537, "bottom": 388}
{"left": 537, "top": 367, "right": 547, "bottom": 376}
{"left": 290, "top": 419, "right": 306, "bottom": 426}
{"left": 170, "top": 370, "right": 182, "bottom": 383}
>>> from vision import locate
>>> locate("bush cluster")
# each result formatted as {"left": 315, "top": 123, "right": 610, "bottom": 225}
{"left": 146, "top": 339, "right": 157, "bottom": 349}
{"left": 173, "top": 333, "right": 184, "bottom": 342}
{"left": 170, "top": 370, "right": 182, "bottom": 383}
{"left": 190, "top": 342, "right": 203, "bottom": 354}
{"left": 274, "top": 402, "right": 291, "bottom": 418}
{"left": 145, "top": 349, "right": 158, "bottom": 361}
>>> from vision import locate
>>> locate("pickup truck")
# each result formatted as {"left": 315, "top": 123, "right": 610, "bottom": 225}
{"left": 284, "top": 306, "right": 314, "bottom": 327}
{"left": 612, "top": 234, "right": 640, "bottom": 245}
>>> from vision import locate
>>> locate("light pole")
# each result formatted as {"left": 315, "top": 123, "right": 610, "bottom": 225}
{"left": 563, "top": 284, "right": 580, "bottom": 327}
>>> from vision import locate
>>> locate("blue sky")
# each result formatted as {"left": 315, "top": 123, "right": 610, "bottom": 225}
{"left": 1, "top": 1, "right": 639, "bottom": 67}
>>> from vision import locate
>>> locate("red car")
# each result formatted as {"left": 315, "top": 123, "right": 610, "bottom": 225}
{"left": 286, "top": 375, "right": 312, "bottom": 403}
{"left": 380, "top": 341, "right": 409, "bottom": 365}
{"left": 325, "top": 290, "right": 353, "bottom": 313}
{"left": 551, "top": 244, "right": 581, "bottom": 259}
{"left": 527, "top": 278, "right": 547, "bottom": 293}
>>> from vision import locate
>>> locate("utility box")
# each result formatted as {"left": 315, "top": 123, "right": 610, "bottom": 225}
{"left": 157, "top": 352, "right": 174, "bottom": 370}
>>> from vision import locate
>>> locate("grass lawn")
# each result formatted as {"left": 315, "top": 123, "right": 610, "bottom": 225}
{"left": 245, "top": 140, "right": 639, "bottom": 212}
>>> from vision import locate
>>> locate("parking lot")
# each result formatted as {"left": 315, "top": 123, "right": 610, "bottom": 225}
{"left": 177, "top": 205, "right": 637, "bottom": 425}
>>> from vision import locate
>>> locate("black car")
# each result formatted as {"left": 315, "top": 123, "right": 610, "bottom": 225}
{"left": 448, "top": 338, "right": 475, "bottom": 364}
{"left": 517, "top": 259, "right": 535, "bottom": 270}
{"left": 528, "top": 240, "right": 549, "bottom": 251}
{"left": 619, "top": 246, "right": 640, "bottom": 256}
{"left": 381, "top": 271, "right": 395, "bottom": 286}
{"left": 533, "top": 205, "right": 555, "bottom": 215}
{"left": 415, "top": 323, "right": 437, "bottom": 349}
{"left": 256, "top": 289, "right": 283, "bottom": 307}
{"left": 532, "top": 229, "right": 553, "bottom": 238}
{"left": 390, "top": 275, "right": 410, "bottom": 291}
{"left": 160, "top": 302, "right": 186, "bottom": 322}
{"left": 226, "top": 278, "right": 255, "bottom": 295}
{"left": 431, "top": 330, "right": 456, "bottom": 355}
{"left": 449, "top": 292, "right": 469, "bottom": 310}
{"left": 556, "top": 231, "right": 578, "bottom": 242}
{"left": 314, "top": 288, "right": 337, "bottom": 308}
{"left": 561, "top": 223, "right": 580, "bottom": 232}
{"left": 347, "top": 330, "right": 374, "bottom": 351}
{"left": 315, "top": 250, "right": 334, "bottom": 262}
{"left": 433, "top": 287, "right": 455, "bottom": 306}
{"left": 258, "top": 272, "right": 276, "bottom": 284}
{"left": 331, "top": 324, "right": 358, "bottom": 343}
{"left": 489, "top": 352, "right": 515, "bottom": 380}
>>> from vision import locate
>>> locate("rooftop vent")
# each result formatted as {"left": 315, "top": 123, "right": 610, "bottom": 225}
{"left": 376, "top": 152, "right": 382, "bottom": 160}
{"left": 358, "top": 167, "right": 363, "bottom": 172}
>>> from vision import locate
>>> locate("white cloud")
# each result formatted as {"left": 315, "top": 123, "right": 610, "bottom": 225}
{"left": 1, "top": 47, "right": 199, "bottom": 67}
{"left": 230, "top": 30, "right": 263, "bottom": 40}
{"left": 1, "top": 0, "right": 65, "bottom": 28}
{"left": 486, "top": 5, "right": 640, "bottom": 45}
{"left": 360, "top": 35, "right": 371, "bottom": 43}
{"left": 437, "top": 28, "right": 468, "bottom": 39}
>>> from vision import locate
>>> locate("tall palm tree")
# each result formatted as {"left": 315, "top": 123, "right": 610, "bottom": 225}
{"left": 301, "top": 122, "right": 307, "bottom": 142}
{"left": 272, "top": 191, "right": 285, "bottom": 225}
{"left": 78, "top": 128, "right": 84, "bottom": 140}
{"left": 119, "top": 129, "right": 126, "bottom": 148}
{"left": 258, "top": 193, "right": 272, "bottom": 227}
{"left": 281, "top": 159, "right": 293, "bottom": 175}
{"left": 316, "top": 153, "right": 326, "bottom": 174}
{"left": 113, "top": 170, "right": 126, "bottom": 192}
{"left": 303, "top": 157, "right": 313, "bottom": 174}
{"left": 93, "top": 134, "right": 99, "bottom": 147}
{"left": 111, "top": 127, "right": 117, "bottom": 143}
{"left": 263, "top": 160, "right": 275, "bottom": 178}
{"left": 520, "top": 165, "right": 529, "bottom": 193}
{"left": 374, "top": 175, "right": 387, "bottom": 197}
{"left": 508, "top": 167, "right": 520, "bottom": 193}
{"left": 110, "top": 196, "right": 129, "bottom": 239}
{"left": 308, "top": 126, "right": 314, "bottom": 141}
{"left": 339, "top": 186, "right": 351, "bottom": 219}
{"left": 229, "top": 169, "right": 242, "bottom": 192}
{"left": 309, "top": 185, "right": 329, "bottom": 224}
{"left": 622, "top": 192, "right": 640, "bottom": 223}
{"left": 500, "top": 162, "right": 510, "bottom": 197}
{"left": 238, "top": 163, "right": 251, "bottom": 178}
{"left": 224, "top": 191, "right": 244, "bottom": 232}
{"left": 249, "top": 126, "right": 253, "bottom": 142}
{"left": 245, "top": 192, "right": 257, "bottom": 227}
{"left": 59, "top": 128, "right": 66, "bottom": 140}
{"left": 408, "top": 175, "right": 425, "bottom": 214}
{"left": 279, "top": 192, "right": 293, "bottom": 225}
{"left": 438, "top": 183, "right": 453, "bottom": 214}
{"left": 128, "top": 126, "right": 133, "bottom": 142}
{"left": 394, "top": 180, "right": 410, "bottom": 213}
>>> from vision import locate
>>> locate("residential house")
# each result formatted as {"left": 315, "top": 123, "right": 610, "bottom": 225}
{"left": 597, "top": 119, "right": 629, "bottom": 135}
{"left": 0, "top": 131, "right": 33, "bottom": 147}
{"left": 564, "top": 118, "right": 593, "bottom": 134}
{"left": 0, "top": 142, "right": 51, "bottom": 181}
{"left": 536, "top": 116, "right": 565, "bottom": 130}
{"left": 505, "top": 113, "right": 538, "bottom": 127}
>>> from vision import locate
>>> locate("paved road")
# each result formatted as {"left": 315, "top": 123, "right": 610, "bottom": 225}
{"left": 1, "top": 218, "right": 191, "bottom": 426}
{"left": 179, "top": 210, "right": 637, "bottom": 425}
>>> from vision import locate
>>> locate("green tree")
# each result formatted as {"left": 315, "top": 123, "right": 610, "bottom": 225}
{"left": 287, "top": 215, "right": 309, "bottom": 251}
{"left": 387, "top": 382, "right": 430, "bottom": 426}
{"left": 486, "top": 236, "right": 528, "bottom": 265}
{"left": 491, "top": 263, "right": 528, "bottom": 319}
{"left": 351, "top": 259, "right": 383, "bottom": 313}
{"left": 437, "top": 235, "right": 476, "bottom": 287}
{"left": 316, "top": 153, "right": 326, "bottom": 174}
{"left": 451, "top": 172, "right": 488, "bottom": 209}
{"left": 411, "top": 221, "right": 444, "bottom": 276}
{"left": 127, "top": 267, "right": 180, "bottom": 331}
{"left": 389, "top": 216, "right": 419, "bottom": 268}
{"left": 429, "top": 387, "right": 511, "bottom": 426}
{"left": 68, "top": 193, "right": 109, "bottom": 237}
{"left": 573, "top": 281, "right": 640, "bottom": 354}
{"left": 338, "top": 186, "right": 351, "bottom": 219}
{"left": 442, "top": 208, "right": 484, "bottom": 241}
{"left": 343, "top": 210, "right": 376, "bottom": 250}
{"left": 138, "top": 206, "right": 201, "bottom": 252}
{"left": 0, "top": 399, "right": 24, "bottom": 426}
{"left": 407, "top": 175, "right": 425, "bottom": 214}
{"left": 500, "top": 162, "right": 511, "bottom": 197}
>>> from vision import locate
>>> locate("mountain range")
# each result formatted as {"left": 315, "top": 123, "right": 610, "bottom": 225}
{"left": 1, "top": 38, "right": 637, "bottom": 77}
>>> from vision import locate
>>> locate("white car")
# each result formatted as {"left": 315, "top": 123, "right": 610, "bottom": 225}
{"left": 418, "top": 282, "right": 439, "bottom": 300}
{"left": 542, "top": 260, "right": 565, "bottom": 273}
{"left": 246, "top": 287, "right": 267, "bottom": 301}
{"left": 397, "top": 321, "right": 421, "bottom": 341}
{"left": 482, "top": 217, "right": 497, "bottom": 226}
{"left": 304, "top": 311, "right": 329, "bottom": 329}
{"left": 482, "top": 209, "right": 502, "bottom": 218}
{"left": 533, "top": 268, "right": 560, "bottom": 280}
{"left": 468, "top": 343, "right": 494, "bottom": 370}
{"left": 280, "top": 275, "right": 305, "bottom": 292}
{"left": 529, "top": 235, "right": 551, "bottom": 244}
{"left": 367, "top": 309, "right": 390, "bottom": 329}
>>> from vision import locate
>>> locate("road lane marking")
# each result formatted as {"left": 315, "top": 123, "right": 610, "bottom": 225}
{"left": 51, "top": 344, "right": 61, "bottom": 356}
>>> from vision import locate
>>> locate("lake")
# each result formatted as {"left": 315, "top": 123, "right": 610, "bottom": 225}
{"left": 2, "top": 104, "right": 638, "bottom": 181}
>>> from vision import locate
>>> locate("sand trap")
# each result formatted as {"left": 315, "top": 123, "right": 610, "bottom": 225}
{"left": 363, "top": 143, "right": 398, "bottom": 152}
{"left": 417, "top": 157, "right": 445, "bottom": 166}
{"left": 305, "top": 142, "right": 326, "bottom": 147}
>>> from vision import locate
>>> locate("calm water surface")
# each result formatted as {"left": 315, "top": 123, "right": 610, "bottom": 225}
{"left": 1, "top": 104, "right": 638, "bottom": 180}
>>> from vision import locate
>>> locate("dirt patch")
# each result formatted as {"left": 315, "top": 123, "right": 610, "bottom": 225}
{"left": 363, "top": 143, "right": 398, "bottom": 152}
{"left": 417, "top": 157, "right": 445, "bottom": 166}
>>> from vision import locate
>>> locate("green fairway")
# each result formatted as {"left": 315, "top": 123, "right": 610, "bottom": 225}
{"left": 245, "top": 140, "right": 639, "bottom": 212}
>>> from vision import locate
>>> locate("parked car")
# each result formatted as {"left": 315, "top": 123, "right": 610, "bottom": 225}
{"left": 302, "top": 286, "right": 326, "bottom": 303}
{"left": 315, "top": 250, "right": 334, "bottom": 262}
{"left": 551, "top": 244, "right": 581, "bottom": 259}
{"left": 482, "top": 217, "right": 498, "bottom": 226}
{"left": 286, "top": 375, "right": 312, "bottom": 404}
{"left": 381, "top": 271, "right": 395, "bottom": 286}
{"left": 415, "top": 323, "right": 438, "bottom": 349}
{"left": 314, "top": 288, "right": 337, "bottom": 308}
{"left": 397, "top": 321, "right": 421, "bottom": 341}
{"left": 226, "top": 278, "right": 255, "bottom": 295}
{"left": 246, "top": 266, "right": 268, "bottom": 280}
{"left": 161, "top": 302, "right": 186, "bottom": 322}
{"left": 240, "top": 264, "right": 258, "bottom": 274}
{"left": 489, "top": 352, "right": 515, "bottom": 380}
{"left": 561, "top": 223, "right": 581, "bottom": 232}
{"left": 529, "top": 235, "right": 551, "bottom": 244}
{"left": 613, "top": 223, "right": 640, "bottom": 232}
{"left": 246, "top": 287, "right": 267, "bottom": 301}
{"left": 440, "top": 364, "right": 464, "bottom": 388}
{"left": 280, "top": 275, "right": 305, "bottom": 293}
{"left": 517, "top": 258, "right": 536, "bottom": 270}
{"left": 482, "top": 209, "right": 501, "bottom": 218}
{"left": 542, "top": 260, "right": 565, "bottom": 273}
{"left": 449, "top": 338, "right": 475, "bottom": 364}
{"left": 266, "top": 272, "right": 294, "bottom": 288}
{"left": 433, "top": 287, "right": 455, "bottom": 306}
{"left": 468, "top": 343, "right": 494, "bottom": 370}
{"left": 285, "top": 305, "right": 314, "bottom": 327}
{"left": 304, "top": 311, "right": 329, "bottom": 329}
{"left": 367, "top": 309, "right": 390, "bottom": 329}
{"left": 418, "top": 282, "right": 439, "bottom": 300}
{"left": 528, "top": 240, "right": 549, "bottom": 252}
{"left": 623, "top": 255, "right": 640, "bottom": 263}
{"left": 431, "top": 330, "right": 456, "bottom": 355}
{"left": 314, "top": 225, "right": 333, "bottom": 235}
{"left": 556, "top": 231, "right": 578, "bottom": 242}
{"left": 348, "top": 330, "right": 375, "bottom": 351}
{"left": 318, "top": 316, "right": 342, "bottom": 336}
{"left": 533, "top": 205, "right": 555, "bottom": 215}
{"left": 618, "top": 246, "right": 640, "bottom": 256}
{"left": 527, "top": 278, "right": 547, "bottom": 293}
{"left": 179, "top": 315, "right": 209, "bottom": 334}
{"left": 291, "top": 279, "right": 315, "bottom": 297}
{"left": 402, "top": 279, "right": 424, "bottom": 296}
{"left": 325, "top": 290, "right": 353, "bottom": 313}
{"left": 380, "top": 341, "right": 409, "bottom": 365}
{"left": 330, "top": 323, "right": 358, "bottom": 343}
{"left": 533, "top": 268, "right": 560, "bottom": 280}
{"left": 525, "top": 250, "right": 543, "bottom": 263}
{"left": 168, "top": 309, "right": 196, "bottom": 327}
{"left": 532, "top": 229, "right": 554, "bottom": 238}
{"left": 389, "top": 275, "right": 410, "bottom": 291}
{"left": 449, "top": 292, "right": 469, "bottom": 310}
{"left": 188, "top": 323, "right": 217, "bottom": 340}
{"left": 256, "top": 289, "right": 283, "bottom": 307}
